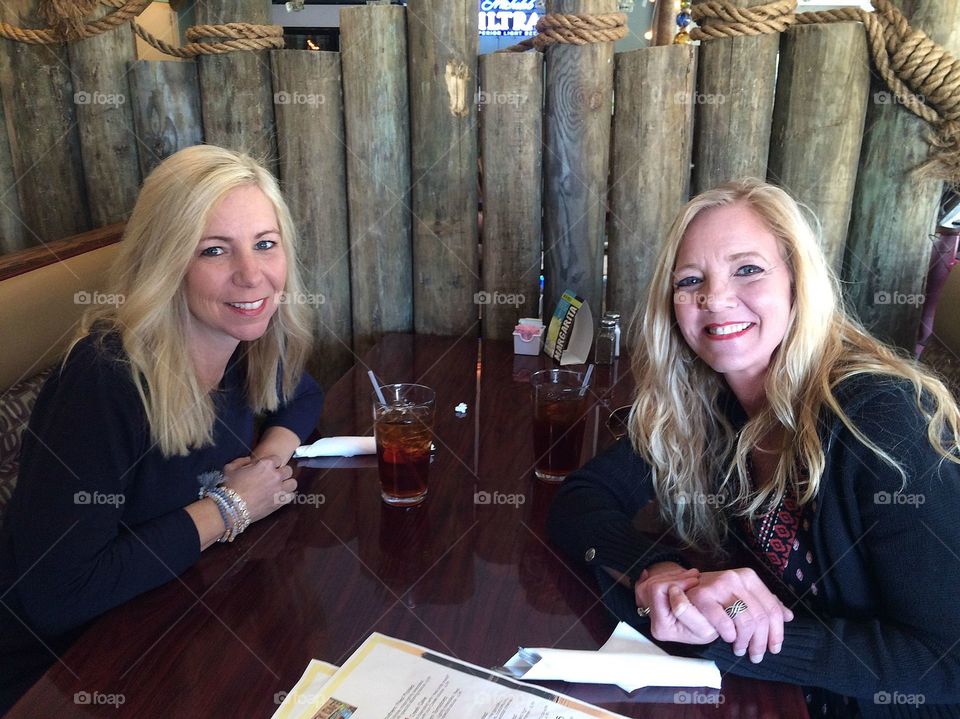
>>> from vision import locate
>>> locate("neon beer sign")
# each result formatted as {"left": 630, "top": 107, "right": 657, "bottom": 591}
{"left": 479, "top": 0, "right": 539, "bottom": 37}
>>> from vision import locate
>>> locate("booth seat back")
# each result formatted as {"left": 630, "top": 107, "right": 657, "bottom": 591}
{"left": 925, "top": 265, "right": 960, "bottom": 398}
{"left": 0, "top": 234, "right": 122, "bottom": 523}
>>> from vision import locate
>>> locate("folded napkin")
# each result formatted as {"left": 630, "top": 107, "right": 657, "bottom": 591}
{"left": 501, "top": 622, "right": 721, "bottom": 693}
{"left": 294, "top": 436, "right": 376, "bottom": 458}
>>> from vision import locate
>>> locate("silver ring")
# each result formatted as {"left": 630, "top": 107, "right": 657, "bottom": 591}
{"left": 637, "top": 605, "right": 651, "bottom": 617}
{"left": 724, "top": 599, "right": 748, "bottom": 619}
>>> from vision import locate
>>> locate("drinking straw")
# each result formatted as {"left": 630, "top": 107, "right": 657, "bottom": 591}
{"left": 368, "top": 370, "right": 387, "bottom": 404}
{"left": 581, "top": 364, "right": 594, "bottom": 390}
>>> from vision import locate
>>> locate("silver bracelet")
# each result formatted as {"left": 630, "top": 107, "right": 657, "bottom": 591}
{"left": 217, "top": 487, "right": 251, "bottom": 539}
{"left": 203, "top": 488, "right": 236, "bottom": 542}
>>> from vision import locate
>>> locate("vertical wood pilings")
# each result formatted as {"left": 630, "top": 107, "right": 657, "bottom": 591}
{"left": 478, "top": 52, "right": 543, "bottom": 340}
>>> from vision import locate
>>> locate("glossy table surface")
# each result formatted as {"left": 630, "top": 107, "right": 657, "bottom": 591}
{"left": 10, "top": 334, "right": 808, "bottom": 718}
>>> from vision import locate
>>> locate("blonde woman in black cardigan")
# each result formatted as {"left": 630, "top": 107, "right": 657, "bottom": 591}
{"left": 548, "top": 179, "right": 960, "bottom": 717}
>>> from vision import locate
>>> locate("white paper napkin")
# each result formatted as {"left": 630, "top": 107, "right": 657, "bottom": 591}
{"left": 502, "top": 622, "right": 721, "bottom": 693}
{"left": 293, "top": 436, "right": 376, "bottom": 458}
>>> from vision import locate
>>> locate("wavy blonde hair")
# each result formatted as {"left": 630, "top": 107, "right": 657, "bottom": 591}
{"left": 76, "top": 145, "right": 314, "bottom": 457}
{"left": 628, "top": 178, "right": 960, "bottom": 549}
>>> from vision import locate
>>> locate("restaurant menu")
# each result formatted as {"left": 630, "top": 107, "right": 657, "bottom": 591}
{"left": 272, "top": 633, "right": 629, "bottom": 719}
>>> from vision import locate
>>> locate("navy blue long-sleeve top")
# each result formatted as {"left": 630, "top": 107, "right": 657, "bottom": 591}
{"left": 0, "top": 331, "right": 322, "bottom": 649}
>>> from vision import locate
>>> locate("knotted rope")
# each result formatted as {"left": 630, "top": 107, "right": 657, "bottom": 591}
{"left": 0, "top": 0, "right": 284, "bottom": 55}
{"left": 501, "top": 12, "right": 628, "bottom": 53}
{"left": 692, "top": 0, "right": 960, "bottom": 183}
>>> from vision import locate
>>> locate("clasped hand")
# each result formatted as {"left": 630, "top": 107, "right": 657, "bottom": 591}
{"left": 634, "top": 561, "right": 793, "bottom": 663}
{"left": 222, "top": 455, "right": 297, "bottom": 524}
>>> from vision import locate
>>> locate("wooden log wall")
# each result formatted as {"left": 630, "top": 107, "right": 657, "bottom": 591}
{"left": 1, "top": 0, "right": 955, "bottom": 360}
{"left": 542, "top": 0, "right": 616, "bottom": 320}
{"left": 607, "top": 44, "right": 696, "bottom": 340}
{"left": 0, "top": 0, "right": 89, "bottom": 248}
{"left": 844, "top": 0, "right": 960, "bottom": 351}
{"left": 272, "top": 50, "right": 353, "bottom": 390}
{"left": 195, "top": 0, "right": 277, "bottom": 173}
{"left": 478, "top": 52, "right": 543, "bottom": 340}
{"left": 768, "top": 22, "right": 870, "bottom": 272}
{"left": 67, "top": 4, "right": 140, "bottom": 226}
{"left": 691, "top": 0, "right": 779, "bottom": 193}
{"left": 128, "top": 60, "right": 203, "bottom": 179}
{"left": 340, "top": 5, "right": 413, "bottom": 356}
{"left": 408, "top": 0, "right": 480, "bottom": 337}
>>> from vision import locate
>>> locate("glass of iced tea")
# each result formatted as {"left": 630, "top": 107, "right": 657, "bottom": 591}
{"left": 530, "top": 369, "right": 589, "bottom": 482}
{"left": 372, "top": 384, "right": 435, "bottom": 506}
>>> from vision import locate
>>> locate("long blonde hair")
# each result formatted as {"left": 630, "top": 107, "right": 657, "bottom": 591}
{"left": 628, "top": 178, "right": 960, "bottom": 548}
{"left": 76, "top": 145, "right": 314, "bottom": 457}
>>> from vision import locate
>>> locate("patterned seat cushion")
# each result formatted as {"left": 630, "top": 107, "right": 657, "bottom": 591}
{"left": 0, "top": 367, "right": 53, "bottom": 525}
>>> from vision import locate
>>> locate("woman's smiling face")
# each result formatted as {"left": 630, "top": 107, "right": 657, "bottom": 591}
{"left": 672, "top": 201, "right": 793, "bottom": 390}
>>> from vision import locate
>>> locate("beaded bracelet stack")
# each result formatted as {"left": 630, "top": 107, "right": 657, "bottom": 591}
{"left": 197, "top": 471, "right": 251, "bottom": 543}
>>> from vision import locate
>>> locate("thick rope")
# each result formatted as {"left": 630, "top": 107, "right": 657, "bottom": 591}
{"left": 691, "top": 0, "right": 960, "bottom": 183}
{"left": 0, "top": 0, "right": 149, "bottom": 43}
{"left": 501, "top": 12, "right": 628, "bottom": 53}
{"left": 0, "top": 0, "right": 283, "bottom": 55}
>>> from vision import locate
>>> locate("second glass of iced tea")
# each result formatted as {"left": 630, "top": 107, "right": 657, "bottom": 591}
{"left": 530, "top": 369, "right": 589, "bottom": 482}
{"left": 373, "top": 384, "right": 435, "bottom": 506}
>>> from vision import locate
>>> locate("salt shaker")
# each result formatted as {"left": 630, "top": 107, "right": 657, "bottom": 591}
{"left": 603, "top": 312, "right": 622, "bottom": 357}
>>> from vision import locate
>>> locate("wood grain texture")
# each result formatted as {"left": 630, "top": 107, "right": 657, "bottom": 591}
{"left": 0, "top": 92, "right": 26, "bottom": 252}
{"left": 690, "top": 0, "right": 779, "bottom": 193}
{"left": 67, "top": 3, "right": 141, "bottom": 227}
{"left": 129, "top": 60, "right": 203, "bottom": 179}
{"left": 478, "top": 52, "right": 543, "bottom": 340}
{"left": 272, "top": 50, "right": 352, "bottom": 390}
{"left": 340, "top": 5, "right": 413, "bottom": 356}
{"left": 843, "top": 0, "right": 960, "bottom": 350}
{"left": 768, "top": 22, "right": 869, "bottom": 273}
{"left": 608, "top": 44, "right": 696, "bottom": 343}
{"left": 0, "top": 0, "right": 89, "bottom": 245}
{"left": 0, "top": 223, "right": 124, "bottom": 281}
{"left": 407, "top": 0, "right": 480, "bottom": 336}
{"left": 542, "top": 0, "right": 616, "bottom": 321}
{"left": 5, "top": 334, "right": 810, "bottom": 719}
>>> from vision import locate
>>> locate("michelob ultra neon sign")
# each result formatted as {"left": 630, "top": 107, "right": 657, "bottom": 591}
{"left": 479, "top": 0, "right": 539, "bottom": 37}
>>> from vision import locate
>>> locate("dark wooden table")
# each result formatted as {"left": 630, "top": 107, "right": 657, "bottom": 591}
{"left": 8, "top": 334, "right": 808, "bottom": 718}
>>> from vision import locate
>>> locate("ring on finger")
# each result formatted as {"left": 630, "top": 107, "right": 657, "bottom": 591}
{"left": 637, "top": 605, "right": 651, "bottom": 617}
{"left": 724, "top": 599, "right": 748, "bottom": 619}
